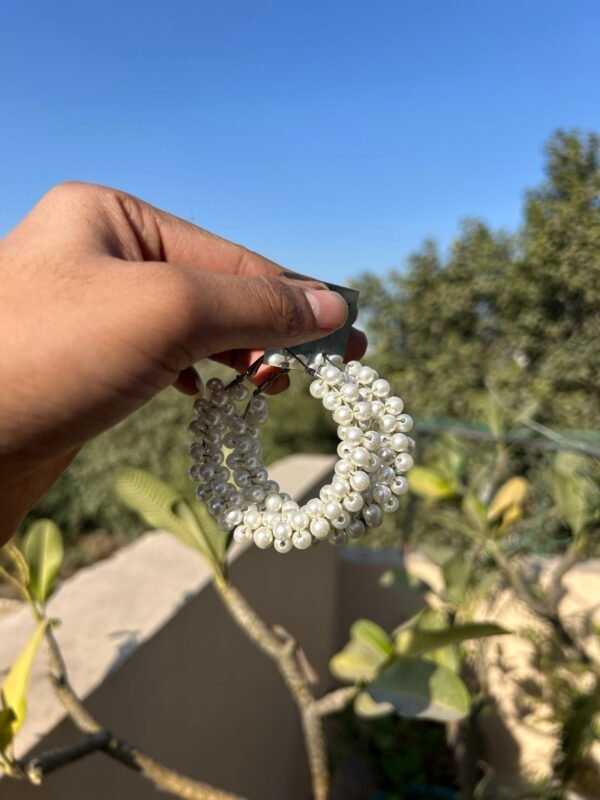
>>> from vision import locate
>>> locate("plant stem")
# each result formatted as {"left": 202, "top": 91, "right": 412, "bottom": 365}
{"left": 42, "top": 623, "right": 244, "bottom": 800}
{"left": 213, "top": 577, "right": 330, "bottom": 800}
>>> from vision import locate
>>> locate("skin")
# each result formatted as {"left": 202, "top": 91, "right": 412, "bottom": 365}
{"left": 0, "top": 182, "right": 367, "bottom": 546}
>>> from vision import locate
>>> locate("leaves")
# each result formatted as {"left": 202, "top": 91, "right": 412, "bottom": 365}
{"left": 1, "top": 620, "right": 49, "bottom": 745}
{"left": 553, "top": 452, "right": 599, "bottom": 537}
{"left": 353, "top": 691, "right": 394, "bottom": 719}
{"left": 115, "top": 468, "right": 227, "bottom": 576}
{"left": 23, "top": 520, "right": 64, "bottom": 605}
{"left": 366, "top": 657, "right": 470, "bottom": 722}
{"left": 408, "top": 466, "right": 457, "bottom": 501}
{"left": 394, "top": 608, "right": 508, "bottom": 660}
{"left": 330, "top": 620, "right": 393, "bottom": 682}
{"left": 487, "top": 477, "right": 529, "bottom": 533}
{"left": 379, "top": 566, "right": 432, "bottom": 593}
{"left": 462, "top": 492, "right": 489, "bottom": 535}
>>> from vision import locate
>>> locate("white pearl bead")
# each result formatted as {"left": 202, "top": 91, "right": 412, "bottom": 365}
{"left": 370, "top": 400, "right": 385, "bottom": 418}
{"left": 358, "top": 366, "right": 376, "bottom": 385}
{"left": 363, "top": 504, "right": 383, "bottom": 528}
{"left": 348, "top": 519, "right": 366, "bottom": 539}
{"left": 291, "top": 511, "right": 309, "bottom": 531}
{"left": 354, "top": 401, "right": 372, "bottom": 420}
{"left": 397, "top": 414, "right": 414, "bottom": 432}
{"left": 333, "top": 405, "right": 353, "bottom": 425}
{"left": 384, "top": 496, "right": 400, "bottom": 513}
{"left": 243, "top": 508, "right": 262, "bottom": 529}
{"left": 323, "top": 500, "right": 343, "bottom": 520}
{"left": 263, "top": 510, "right": 280, "bottom": 527}
{"left": 385, "top": 396, "right": 404, "bottom": 415}
{"left": 343, "top": 492, "right": 364, "bottom": 512}
{"left": 380, "top": 414, "right": 397, "bottom": 433}
{"left": 350, "top": 470, "right": 370, "bottom": 492}
{"left": 340, "top": 382, "right": 359, "bottom": 401}
{"left": 323, "top": 391, "right": 342, "bottom": 410}
{"left": 337, "top": 442, "right": 353, "bottom": 459}
{"left": 254, "top": 527, "right": 273, "bottom": 549}
{"left": 265, "top": 492, "right": 283, "bottom": 512}
{"left": 309, "top": 379, "right": 326, "bottom": 399}
{"left": 330, "top": 476, "right": 350, "bottom": 498}
{"left": 306, "top": 498, "right": 323, "bottom": 517}
{"left": 351, "top": 446, "right": 370, "bottom": 468}
{"left": 390, "top": 433, "right": 409, "bottom": 452}
{"left": 274, "top": 521, "right": 292, "bottom": 540}
{"left": 394, "top": 453, "right": 414, "bottom": 472}
{"left": 322, "top": 365, "right": 342, "bottom": 385}
{"left": 334, "top": 458, "right": 353, "bottom": 477}
{"left": 373, "top": 485, "right": 392, "bottom": 505}
{"left": 224, "top": 508, "right": 244, "bottom": 529}
{"left": 275, "top": 538, "right": 293, "bottom": 553}
{"left": 310, "top": 518, "right": 330, "bottom": 540}
{"left": 371, "top": 379, "right": 391, "bottom": 398}
{"left": 233, "top": 525, "right": 252, "bottom": 543}
{"left": 230, "top": 382, "right": 250, "bottom": 401}
{"left": 292, "top": 530, "right": 312, "bottom": 550}
{"left": 345, "top": 360, "right": 361, "bottom": 376}
{"left": 344, "top": 426, "right": 364, "bottom": 445}
{"left": 391, "top": 477, "right": 409, "bottom": 495}
{"left": 331, "top": 509, "right": 351, "bottom": 530}
{"left": 282, "top": 499, "right": 299, "bottom": 515}
{"left": 363, "top": 431, "right": 381, "bottom": 451}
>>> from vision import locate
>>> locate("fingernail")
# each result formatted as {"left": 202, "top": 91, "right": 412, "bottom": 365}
{"left": 304, "top": 289, "right": 348, "bottom": 331}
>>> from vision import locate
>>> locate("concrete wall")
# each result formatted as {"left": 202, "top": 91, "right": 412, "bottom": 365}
{"left": 1, "top": 454, "right": 599, "bottom": 799}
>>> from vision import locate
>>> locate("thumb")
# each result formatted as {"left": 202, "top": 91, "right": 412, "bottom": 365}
{"left": 143, "top": 264, "right": 349, "bottom": 365}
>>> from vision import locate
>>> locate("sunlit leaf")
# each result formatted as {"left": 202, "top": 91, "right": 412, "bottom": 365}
{"left": 115, "top": 468, "right": 226, "bottom": 575}
{"left": 394, "top": 607, "right": 507, "bottom": 666}
{"left": 330, "top": 620, "right": 393, "bottom": 683}
{"left": 366, "top": 657, "right": 471, "bottom": 722}
{"left": 487, "top": 477, "right": 529, "bottom": 522}
{"left": 23, "top": 520, "right": 63, "bottom": 605}
{"left": 1, "top": 620, "right": 49, "bottom": 737}
{"left": 354, "top": 691, "right": 394, "bottom": 718}
{"left": 408, "top": 467, "right": 457, "bottom": 500}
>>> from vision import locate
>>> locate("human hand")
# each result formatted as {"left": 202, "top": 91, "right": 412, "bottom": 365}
{"left": 0, "top": 182, "right": 366, "bottom": 544}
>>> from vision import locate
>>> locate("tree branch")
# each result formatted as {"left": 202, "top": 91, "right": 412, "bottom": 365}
{"left": 213, "top": 577, "right": 330, "bottom": 800}
{"left": 312, "top": 687, "right": 358, "bottom": 717}
{"left": 19, "top": 732, "right": 111, "bottom": 784}
{"left": 42, "top": 624, "right": 244, "bottom": 800}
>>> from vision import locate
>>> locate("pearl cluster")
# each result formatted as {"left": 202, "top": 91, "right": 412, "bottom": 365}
{"left": 188, "top": 356, "right": 414, "bottom": 553}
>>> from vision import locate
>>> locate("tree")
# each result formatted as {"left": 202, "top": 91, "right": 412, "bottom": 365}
{"left": 356, "top": 130, "right": 600, "bottom": 430}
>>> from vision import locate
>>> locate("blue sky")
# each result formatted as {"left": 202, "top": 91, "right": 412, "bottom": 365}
{"left": 1, "top": 0, "right": 599, "bottom": 285}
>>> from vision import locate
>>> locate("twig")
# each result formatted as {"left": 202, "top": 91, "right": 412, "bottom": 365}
{"left": 312, "top": 687, "right": 358, "bottom": 717}
{"left": 42, "top": 624, "right": 244, "bottom": 800}
{"left": 213, "top": 577, "right": 330, "bottom": 800}
{"left": 19, "top": 732, "right": 111, "bottom": 783}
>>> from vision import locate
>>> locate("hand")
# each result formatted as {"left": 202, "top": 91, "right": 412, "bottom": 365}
{"left": 0, "top": 182, "right": 367, "bottom": 544}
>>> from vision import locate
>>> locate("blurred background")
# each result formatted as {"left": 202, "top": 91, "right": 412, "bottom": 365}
{"left": 1, "top": 1, "right": 599, "bottom": 797}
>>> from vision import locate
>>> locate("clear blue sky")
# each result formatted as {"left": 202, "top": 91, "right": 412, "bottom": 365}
{"left": 2, "top": 0, "right": 599, "bottom": 285}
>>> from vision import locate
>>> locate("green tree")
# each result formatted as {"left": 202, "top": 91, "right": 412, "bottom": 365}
{"left": 356, "top": 130, "right": 600, "bottom": 429}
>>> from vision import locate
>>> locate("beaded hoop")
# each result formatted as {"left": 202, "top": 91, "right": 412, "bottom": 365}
{"left": 188, "top": 354, "right": 414, "bottom": 553}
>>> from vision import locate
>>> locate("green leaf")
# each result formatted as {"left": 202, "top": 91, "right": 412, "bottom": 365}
{"left": 354, "top": 691, "right": 394, "bottom": 718}
{"left": 330, "top": 620, "right": 393, "bottom": 683}
{"left": 0, "top": 708, "right": 16, "bottom": 753}
{"left": 395, "top": 618, "right": 508, "bottom": 659}
{"left": 553, "top": 454, "right": 599, "bottom": 536}
{"left": 115, "top": 468, "right": 226, "bottom": 575}
{"left": 408, "top": 467, "right": 457, "bottom": 500}
{"left": 23, "top": 520, "right": 64, "bottom": 604}
{"left": 481, "top": 393, "right": 505, "bottom": 438}
{"left": 442, "top": 552, "right": 472, "bottom": 604}
{"left": 366, "top": 656, "right": 471, "bottom": 722}
{"left": 462, "top": 493, "right": 489, "bottom": 534}
{"left": 1, "top": 620, "right": 49, "bottom": 737}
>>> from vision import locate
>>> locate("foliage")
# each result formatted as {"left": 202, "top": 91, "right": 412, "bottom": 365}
{"left": 407, "top": 428, "right": 600, "bottom": 794}
{"left": 354, "top": 130, "right": 600, "bottom": 430}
